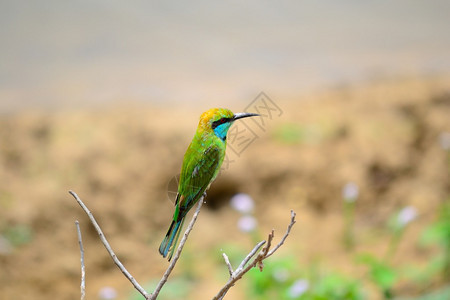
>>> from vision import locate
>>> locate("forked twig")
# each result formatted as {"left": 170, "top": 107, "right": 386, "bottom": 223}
{"left": 69, "top": 190, "right": 205, "bottom": 300}
{"left": 266, "top": 210, "right": 296, "bottom": 258}
{"left": 69, "top": 191, "right": 150, "bottom": 299}
{"left": 236, "top": 240, "right": 266, "bottom": 273}
{"left": 213, "top": 210, "right": 296, "bottom": 300}
{"left": 222, "top": 253, "right": 234, "bottom": 277}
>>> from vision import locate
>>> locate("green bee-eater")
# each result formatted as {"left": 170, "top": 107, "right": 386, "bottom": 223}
{"left": 159, "top": 108, "right": 259, "bottom": 261}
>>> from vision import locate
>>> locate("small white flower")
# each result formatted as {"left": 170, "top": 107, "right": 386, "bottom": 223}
{"left": 397, "top": 206, "right": 418, "bottom": 227}
{"left": 342, "top": 182, "right": 359, "bottom": 202}
{"left": 238, "top": 215, "right": 257, "bottom": 232}
{"left": 273, "top": 268, "right": 290, "bottom": 282}
{"left": 230, "top": 193, "right": 254, "bottom": 214}
{"left": 439, "top": 132, "right": 450, "bottom": 150}
{"left": 98, "top": 286, "right": 117, "bottom": 300}
{"left": 288, "top": 279, "right": 309, "bottom": 298}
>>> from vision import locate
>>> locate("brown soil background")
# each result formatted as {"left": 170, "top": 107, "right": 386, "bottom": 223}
{"left": 1, "top": 75, "right": 450, "bottom": 299}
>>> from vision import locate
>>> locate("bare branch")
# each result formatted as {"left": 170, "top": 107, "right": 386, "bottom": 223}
{"left": 266, "top": 210, "right": 296, "bottom": 258}
{"left": 261, "top": 230, "right": 274, "bottom": 256}
{"left": 235, "top": 240, "right": 266, "bottom": 274}
{"left": 256, "top": 230, "right": 274, "bottom": 272}
{"left": 69, "top": 191, "right": 150, "bottom": 299}
{"left": 70, "top": 190, "right": 206, "bottom": 300}
{"left": 213, "top": 210, "right": 297, "bottom": 300}
{"left": 75, "top": 220, "right": 86, "bottom": 300}
{"left": 222, "top": 253, "right": 233, "bottom": 277}
{"left": 150, "top": 196, "right": 204, "bottom": 300}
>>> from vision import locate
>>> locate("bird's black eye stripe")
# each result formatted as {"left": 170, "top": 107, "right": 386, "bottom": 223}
{"left": 212, "top": 117, "right": 232, "bottom": 129}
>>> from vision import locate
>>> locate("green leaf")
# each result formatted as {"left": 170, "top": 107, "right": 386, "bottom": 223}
{"left": 357, "top": 253, "right": 397, "bottom": 289}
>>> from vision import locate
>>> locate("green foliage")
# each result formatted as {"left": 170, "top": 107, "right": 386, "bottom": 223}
{"left": 420, "top": 201, "right": 450, "bottom": 280}
{"left": 306, "top": 272, "right": 364, "bottom": 300}
{"left": 421, "top": 201, "right": 450, "bottom": 249}
{"left": 272, "top": 123, "right": 321, "bottom": 145}
{"left": 3, "top": 224, "right": 33, "bottom": 247}
{"left": 356, "top": 207, "right": 417, "bottom": 298}
{"left": 216, "top": 243, "right": 248, "bottom": 267}
{"left": 246, "top": 256, "right": 294, "bottom": 300}
{"left": 244, "top": 256, "right": 364, "bottom": 300}
{"left": 355, "top": 202, "right": 450, "bottom": 299}
{"left": 358, "top": 253, "right": 397, "bottom": 292}
{"left": 395, "top": 285, "right": 450, "bottom": 300}
{"left": 273, "top": 123, "right": 305, "bottom": 144}
{"left": 342, "top": 200, "right": 356, "bottom": 250}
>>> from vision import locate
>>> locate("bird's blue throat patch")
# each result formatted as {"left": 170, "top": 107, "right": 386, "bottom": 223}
{"left": 213, "top": 122, "right": 233, "bottom": 141}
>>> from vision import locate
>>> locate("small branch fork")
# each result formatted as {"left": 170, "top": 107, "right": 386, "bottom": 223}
{"left": 213, "top": 210, "right": 297, "bottom": 300}
{"left": 69, "top": 190, "right": 204, "bottom": 300}
{"left": 69, "top": 191, "right": 151, "bottom": 299}
{"left": 69, "top": 190, "right": 296, "bottom": 300}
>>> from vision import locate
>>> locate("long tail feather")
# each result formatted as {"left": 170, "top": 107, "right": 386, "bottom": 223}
{"left": 159, "top": 218, "right": 185, "bottom": 261}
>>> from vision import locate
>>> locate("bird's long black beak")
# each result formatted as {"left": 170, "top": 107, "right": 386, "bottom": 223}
{"left": 233, "top": 112, "right": 260, "bottom": 120}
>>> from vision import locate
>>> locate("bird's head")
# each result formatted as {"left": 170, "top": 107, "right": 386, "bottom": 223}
{"left": 199, "top": 108, "right": 259, "bottom": 140}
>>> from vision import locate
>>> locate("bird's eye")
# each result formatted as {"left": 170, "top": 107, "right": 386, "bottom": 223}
{"left": 212, "top": 117, "right": 231, "bottom": 129}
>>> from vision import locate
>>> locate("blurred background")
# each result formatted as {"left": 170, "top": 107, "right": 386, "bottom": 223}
{"left": 0, "top": 1, "right": 449, "bottom": 299}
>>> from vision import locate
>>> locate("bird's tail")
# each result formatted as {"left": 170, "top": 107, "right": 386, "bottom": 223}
{"left": 159, "top": 218, "right": 185, "bottom": 261}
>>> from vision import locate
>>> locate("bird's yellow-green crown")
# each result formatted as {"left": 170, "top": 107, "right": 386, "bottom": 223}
{"left": 198, "top": 108, "right": 234, "bottom": 128}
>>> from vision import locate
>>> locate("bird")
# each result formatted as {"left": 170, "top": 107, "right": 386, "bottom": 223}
{"left": 159, "top": 108, "right": 259, "bottom": 261}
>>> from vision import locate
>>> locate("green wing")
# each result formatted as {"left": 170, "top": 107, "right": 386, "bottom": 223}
{"left": 177, "top": 145, "right": 221, "bottom": 216}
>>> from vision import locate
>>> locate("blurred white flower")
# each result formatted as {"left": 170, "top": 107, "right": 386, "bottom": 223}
{"left": 342, "top": 182, "right": 359, "bottom": 202}
{"left": 238, "top": 215, "right": 257, "bottom": 232}
{"left": 98, "top": 286, "right": 117, "bottom": 300}
{"left": 288, "top": 279, "right": 309, "bottom": 298}
{"left": 397, "top": 206, "right": 418, "bottom": 227}
{"left": 439, "top": 132, "right": 450, "bottom": 150}
{"left": 230, "top": 193, "right": 254, "bottom": 214}
{"left": 273, "top": 268, "right": 290, "bottom": 282}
